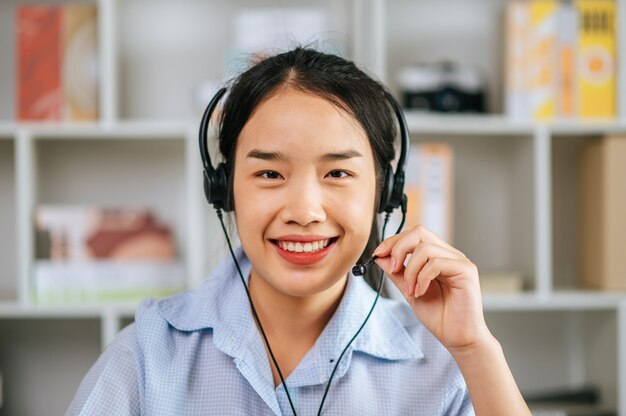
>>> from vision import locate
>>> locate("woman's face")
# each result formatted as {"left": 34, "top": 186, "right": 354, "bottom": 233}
{"left": 233, "top": 87, "right": 377, "bottom": 298}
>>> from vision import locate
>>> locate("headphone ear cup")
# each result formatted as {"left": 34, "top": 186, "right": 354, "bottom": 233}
{"left": 378, "top": 164, "right": 394, "bottom": 213}
{"left": 203, "top": 162, "right": 231, "bottom": 211}
{"left": 216, "top": 162, "right": 232, "bottom": 212}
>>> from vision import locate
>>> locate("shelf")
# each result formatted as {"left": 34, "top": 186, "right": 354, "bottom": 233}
{"left": 2, "top": 116, "right": 626, "bottom": 139}
{"left": 483, "top": 292, "right": 626, "bottom": 311}
{"left": 0, "top": 121, "right": 15, "bottom": 138}
{"left": 0, "top": 302, "right": 137, "bottom": 319}
{"left": 18, "top": 120, "right": 192, "bottom": 140}
{"left": 0, "top": 292, "right": 624, "bottom": 318}
{"left": 404, "top": 112, "right": 626, "bottom": 137}
{"left": 548, "top": 120, "right": 626, "bottom": 136}
{"left": 404, "top": 113, "right": 535, "bottom": 136}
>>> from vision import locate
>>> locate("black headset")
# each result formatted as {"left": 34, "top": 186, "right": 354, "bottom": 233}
{"left": 198, "top": 86, "right": 409, "bottom": 215}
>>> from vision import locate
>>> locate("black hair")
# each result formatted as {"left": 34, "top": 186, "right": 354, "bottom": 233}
{"left": 218, "top": 47, "right": 396, "bottom": 294}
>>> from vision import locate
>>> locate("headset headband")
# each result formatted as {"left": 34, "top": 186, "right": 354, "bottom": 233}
{"left": 199, "top": 87, "right": 409, "bottom": 213}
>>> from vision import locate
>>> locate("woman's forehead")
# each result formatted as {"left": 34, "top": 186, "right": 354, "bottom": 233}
{"left": 236, "top": 88, "right": 371, "bottom": 159}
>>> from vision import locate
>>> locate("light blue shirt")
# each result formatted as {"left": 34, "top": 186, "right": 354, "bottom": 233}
{"left": 67, "top": 247, "right": 474, "bottom": 415}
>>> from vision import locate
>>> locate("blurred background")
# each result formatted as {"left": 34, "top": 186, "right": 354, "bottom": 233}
{"left": 0, "top": 0, "right": 625, "bottom": 415}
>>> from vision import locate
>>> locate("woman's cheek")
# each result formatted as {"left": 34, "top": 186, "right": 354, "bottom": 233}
{"left": 332, "top": 193, "right": 375, "bottom": 240}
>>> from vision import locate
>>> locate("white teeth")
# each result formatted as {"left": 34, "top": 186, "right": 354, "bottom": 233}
{"left": 276, "top": 238, "right": 332, "bottom": 253}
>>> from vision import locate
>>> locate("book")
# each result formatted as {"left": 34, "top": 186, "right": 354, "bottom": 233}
{"left": 17, "top": 4, "right": 98, "bottom": 121}
{"left": 528, "top": 0, "right": 559, "bottom": 120}
{"left": 576, "top": 0, "right": 616, "bottom": 119}
{"left": 556, "top": 2, "right": 578, "bottom": 118}
{"left": 403, "top": 143, "right": 453, "bottom": 243}
{"left": 504, "top": 0, "right": 531, "bottom": 120}
{"left": 63, "top": 5, "right": 99, "bottom": 120}
{"left": 579, "top": 135, "right": 626, "bottom": 290}
{"left": 479, "top": 270, "right": 525, "bottom": 293}
{"left": 17, "top": 6, "right": 63, "bottom": 120}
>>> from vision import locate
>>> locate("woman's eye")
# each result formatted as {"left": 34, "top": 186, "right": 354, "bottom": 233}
{"left": 257, "top": 170, "right": 282, "bottom": 179}
{"left": 327, "top": 170, "right": 351, "bottom": 178}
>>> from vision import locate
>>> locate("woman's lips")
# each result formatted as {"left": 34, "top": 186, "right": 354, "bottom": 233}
{"left": 271, "top": 237, "right": 338, "bottom": 265}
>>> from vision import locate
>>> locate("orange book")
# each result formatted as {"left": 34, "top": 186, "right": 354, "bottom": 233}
{"left": 557, "top": 3, "right": 578, "bottom": 118}
{"left": 17, "top": 6, "right": 63, "bottom": 120}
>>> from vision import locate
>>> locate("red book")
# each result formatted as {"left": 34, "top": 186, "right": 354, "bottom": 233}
{"left": 17, "top": 5, "right": 98, "bottom": 121}
{"left": 17, "top": 6, "right": 63, "bottom": 120}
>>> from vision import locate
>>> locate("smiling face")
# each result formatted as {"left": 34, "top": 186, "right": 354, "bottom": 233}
{"left": 232, "top": 86, "right": 378, "bottom": 298}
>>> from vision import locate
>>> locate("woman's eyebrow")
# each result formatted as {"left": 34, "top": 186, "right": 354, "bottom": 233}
{"left": 246, "top": 149, "right": 284, "bottom": 161}
{"left": 245, "top": 149, "right": 363, "bottom": 161}
{"left": 319, "top": 150, "right": 363, "bottom": 161}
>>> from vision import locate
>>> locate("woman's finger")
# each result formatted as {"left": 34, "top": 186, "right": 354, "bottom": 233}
{"left": 373, "top": 256, "right": 406, "bottom": 293}
{"left": 375, "top": 224, "right": 466, "bottom": 262}
{"left": 414, "top": 257, "right": 476, "bottom": 297}
{"left": 403, "top": 242, "right": 461, "bottom": 297}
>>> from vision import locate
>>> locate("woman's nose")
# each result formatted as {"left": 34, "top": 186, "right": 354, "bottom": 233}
{"left": 279, "top": 176, "right": 326, "bottom": 226}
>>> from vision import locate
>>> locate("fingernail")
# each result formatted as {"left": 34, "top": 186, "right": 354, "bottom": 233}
{"left": 391, "top": 258, "right": 397, "bottom": 272}
{"left": 373, "top": 245, "right": 383, "bottom": 256}
{"left": 414, "top": 283, "right": 420, "bottom": 298}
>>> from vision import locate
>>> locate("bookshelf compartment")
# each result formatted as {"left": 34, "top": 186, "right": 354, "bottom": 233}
{"left": 117, "top": 0, "right": 354, "bottom": 121}
{"left": 34, "top": 138, "right": 187, "bottom": 255}
{"left": 385, "top": 0, "right": 506, "bottom": 113}
{"left": 0, "top": 318, "right": 101, "bottom": 416}
{"left": 486, "top": 309, "right": 618, "bottom": 413}
{"left": 553, "top": 131, "right": 626, "bottom": 293}
{"left": 552, "top": 134, "right": 593, "bottom": 291}
{"left": 0, "top": 140, "right": 16, "bottom": 301}
{"left": 30, "top": 137, "right": 189, "bottom": 303}
{"left": 409, "top": 133, "right": 536, "bottom": 292}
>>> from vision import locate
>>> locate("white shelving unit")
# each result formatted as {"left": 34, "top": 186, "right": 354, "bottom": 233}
{"left": 1, "top": 0, "right": 625, "bottom": 414}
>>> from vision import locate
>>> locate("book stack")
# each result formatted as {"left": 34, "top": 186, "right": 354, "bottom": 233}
{"left": 17, "top": 4, "right": 99, "bottom": 121}
{"left": 505, "top": 0, "right": 616, "bottom": 120}
{"left": 33, "top": 206, "right": 185, "bottom": 304}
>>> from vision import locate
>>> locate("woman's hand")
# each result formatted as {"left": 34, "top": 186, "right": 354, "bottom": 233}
{"left": 373, "top": 224, "right": 492, "bottom": 351}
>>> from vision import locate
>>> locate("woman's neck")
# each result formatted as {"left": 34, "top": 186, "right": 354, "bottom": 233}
{"left": 247, "top": 270, "right": 347, "bottom": 344}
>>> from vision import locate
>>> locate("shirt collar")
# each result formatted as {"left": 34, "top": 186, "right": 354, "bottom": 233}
{"left": 157, "top": 246, "right": 424, "bottom": 383}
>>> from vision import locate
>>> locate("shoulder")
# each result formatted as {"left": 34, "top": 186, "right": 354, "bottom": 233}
{"left": 66, "top": 324, "right": 144, "bottom": 415}
{"left": 134, "top": 265, "right": 228, "bottom": 334}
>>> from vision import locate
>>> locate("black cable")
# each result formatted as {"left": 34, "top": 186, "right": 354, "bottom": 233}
{"left": 216, "top": 204, "right": 407, "bottom": 416}
{"left": 215, "top": 209, "right": 298, "bottom": 416}
{"left": 316, "top": 211, "right": 392, "bottom": 415}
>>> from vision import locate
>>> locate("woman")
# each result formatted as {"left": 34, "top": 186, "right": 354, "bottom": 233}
{"left": 68, "top": 48, "right": 531, "bottom": 415}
